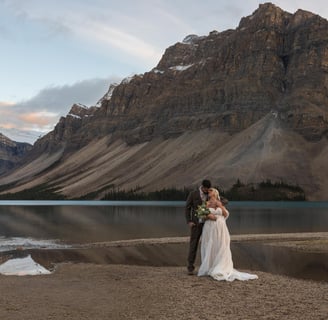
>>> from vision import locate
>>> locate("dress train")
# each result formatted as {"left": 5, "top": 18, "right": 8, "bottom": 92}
{"left": 198, "top": 208, "right": 258, "bottom": 281}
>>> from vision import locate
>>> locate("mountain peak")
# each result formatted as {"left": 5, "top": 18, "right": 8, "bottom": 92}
{"left": 96, "top": 83, "right": 119, "bottom": 107}
{"left": 238, "top": 2, "right": 290, "bottom": 30}
{"left": 258, "top": 2, "right": 282, "bottom": 12}
{"left": 67, "top": 103, "right": 97, "bottom": 119}
{"left": 238, "top": 2, "right": 324, "bottom": 31}
{"left": 290, "top": 9, "right": 320, "bottom": 27}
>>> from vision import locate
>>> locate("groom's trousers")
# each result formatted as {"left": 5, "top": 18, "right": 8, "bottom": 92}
{"left": 187, "top": 223, "right": 203, "bottom": 272}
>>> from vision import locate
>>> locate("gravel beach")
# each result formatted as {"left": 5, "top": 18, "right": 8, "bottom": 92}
{"left": 0, "top": 233, "right": 327, "bottom": 320}
{"left": 0, "top": 264, "right": 327, "bottom": 320}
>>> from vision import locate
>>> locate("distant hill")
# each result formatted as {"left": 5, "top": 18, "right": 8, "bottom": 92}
{"left": 0, "top": 133, "right": 32, "bottom": 176}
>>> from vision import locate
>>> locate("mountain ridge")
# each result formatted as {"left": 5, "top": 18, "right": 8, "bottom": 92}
{"left": 1, "top": 2, "right": 328, "bottom": 200}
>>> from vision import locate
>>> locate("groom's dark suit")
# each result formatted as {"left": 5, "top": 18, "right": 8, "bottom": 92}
{"left": 185, "top": 188, "right": 207, "bottom": 273}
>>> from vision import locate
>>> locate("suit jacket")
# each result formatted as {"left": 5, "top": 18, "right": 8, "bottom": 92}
{"left": 185, "top": 189, "right": 204, "bottom": 224}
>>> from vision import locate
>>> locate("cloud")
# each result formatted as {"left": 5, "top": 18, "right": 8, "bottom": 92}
{"left": 71, "top": 20, "right": 163, "bottom": 64}
{"left": 0, "top": 127, "right": 42, "bottom": 145}
{"left": 0, "top": 123, "right": 16, "bottom": 129}
{"left": 0, "top": 76, "right": 121, "bottom": 144}
{"left": 18, "top": 111, "right": 59, "bottom": 127}
{"left": 15, "top": 76, "right": 121, "bottom": 112}
{"left": 0, "top": 100, "right": 15, "bottom": 107}
{"left": 0, "top": 1, "right": 164, "bottom": 65}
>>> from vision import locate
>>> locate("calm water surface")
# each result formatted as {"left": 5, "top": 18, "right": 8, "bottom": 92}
{"left": 0, "top": 201, "right": 327, "bottom": 246}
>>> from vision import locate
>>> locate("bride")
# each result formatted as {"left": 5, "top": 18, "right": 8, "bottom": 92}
{"left": 198, "top": 188, "right": 258, "bottom": 281}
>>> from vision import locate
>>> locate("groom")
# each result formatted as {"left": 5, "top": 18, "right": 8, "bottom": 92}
{"left": 185, "top": 179, "right": 211, "bottom": 275}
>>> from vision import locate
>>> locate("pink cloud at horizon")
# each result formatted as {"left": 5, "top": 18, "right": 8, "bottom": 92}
{"left": 0, "top": 101, "right": 15, "bottom": 107}
{"left": 18, "top": 111, "right": 59, "bottom": 127}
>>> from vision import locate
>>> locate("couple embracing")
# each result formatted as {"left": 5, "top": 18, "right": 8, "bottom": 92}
{"left": 185, "top": 179, "right": 258, "bottom": 281}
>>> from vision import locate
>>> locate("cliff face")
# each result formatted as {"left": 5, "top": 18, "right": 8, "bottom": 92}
{"left": 1, "top": 3, "right": 328, "bottom": 200}
{"left": 33, "top": 103, "right": 99, "bottom": 154}
{"left": 30, "top": 3, "right": 328, "bottom": 153}
{"left": 0, "top": 133, "right": 32, "bottom": 175}
{"left": 97, "top": 2, "right": 328, "bottom": 143}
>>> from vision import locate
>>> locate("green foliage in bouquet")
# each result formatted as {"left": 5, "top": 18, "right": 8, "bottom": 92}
{"left": 195, "top": 201, "right": 210, "bottom": 219}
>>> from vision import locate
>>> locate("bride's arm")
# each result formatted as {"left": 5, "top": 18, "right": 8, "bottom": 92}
{"left": 206, "top": 209, "right": 217, "bottom": 221}
{"left": 217, "top": 201, "right": 229, "bottom": 218}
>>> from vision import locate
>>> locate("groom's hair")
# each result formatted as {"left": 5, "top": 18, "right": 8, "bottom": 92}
{"left": 201, "top": 179, "right": 211, "bottom": 188}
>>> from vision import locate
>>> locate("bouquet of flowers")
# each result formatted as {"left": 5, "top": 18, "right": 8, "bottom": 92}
{"left": 195, "top": 201, "right": 210, "bottom": 221}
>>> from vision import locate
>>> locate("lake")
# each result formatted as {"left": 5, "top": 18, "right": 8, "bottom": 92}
{"left": 0, "top": 200, "right": 327, "bottom": 249}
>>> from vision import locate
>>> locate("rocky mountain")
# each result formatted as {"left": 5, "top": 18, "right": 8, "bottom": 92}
{"left": 0, "top": 133, "right": 32, "bottom": 175}
{"left": 0, "top": 2, "right": 328, "bottom": 200}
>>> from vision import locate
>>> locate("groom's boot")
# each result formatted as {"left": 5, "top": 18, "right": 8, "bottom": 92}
{"left": 187, "top": 269, "right": 195, "bottom": 275}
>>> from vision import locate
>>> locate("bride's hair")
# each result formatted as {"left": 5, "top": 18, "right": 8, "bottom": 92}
{"left": 209, "top": 188, "right": 220, "bottom": 200}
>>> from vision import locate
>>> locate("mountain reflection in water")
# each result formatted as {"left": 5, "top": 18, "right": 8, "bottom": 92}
{"left": 0, "top": 201, "right": 327, "bottom": 244}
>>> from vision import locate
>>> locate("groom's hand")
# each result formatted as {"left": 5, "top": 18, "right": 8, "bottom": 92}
{"left": 188, "top": 222, "right": 196, "bottom": 227}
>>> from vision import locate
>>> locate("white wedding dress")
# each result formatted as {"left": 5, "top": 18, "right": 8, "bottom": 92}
{"left": 198, "top": 207, "right": 258, "bottom": 281}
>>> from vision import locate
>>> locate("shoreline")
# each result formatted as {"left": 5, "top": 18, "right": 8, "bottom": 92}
{"left": 1, "top": 232, "right": 327, "bottom": 281}
{"left": 73, "top": 231, "right": 328, "bottom": 249}
{"left": 0, "top": 232, "right": 327, "bottom": 319}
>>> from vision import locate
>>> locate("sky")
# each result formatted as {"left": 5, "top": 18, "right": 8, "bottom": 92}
{"left": 1, "top": 0, "right": 327, "bottom": 144}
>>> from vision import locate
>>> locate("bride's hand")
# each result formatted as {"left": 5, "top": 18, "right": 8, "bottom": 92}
{"left": 207, "top": 213, "right": 217, "bottom": 221}
{"left": 217, "top": 200, "right": 224, "bottom": 208}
